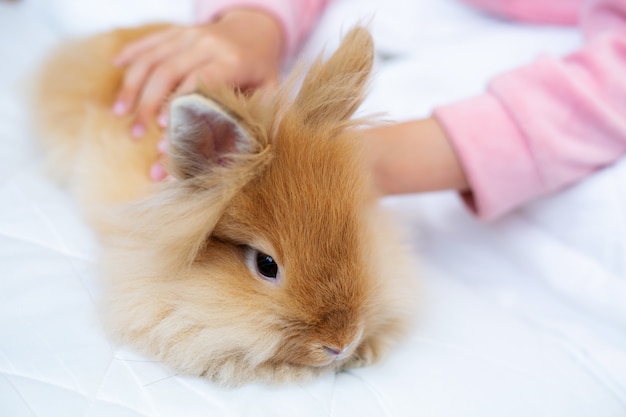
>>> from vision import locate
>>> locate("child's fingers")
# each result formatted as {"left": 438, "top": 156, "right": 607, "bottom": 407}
{"left": 113, "top": 36, "right": 190, "bottom": 120}
{"left": 157, "top": 110, "right": 169, "bottom": 129}
{"left": 157, "top": 138, "right": 168, "bottom": 154}
{"left": 157, "top": 70, "right": 212, "bottom": 129}
{"left": 113, "top": 27, "right": 178, "bottom": 67}
{"left": 176, "top": 72, "right": 204, "bottom": 96}
{"left": 150, "top": 141, "right": 171, "bottom": 182}
{"left": 190, "top": 58, "right": 242, "bottom": 93}
{"left": 155, "top": 72, "right": 210, "bottom": 130}
{"left": 132, "top": 48, "right": 217, "bottom": 135}
{"left": 149, "top": 161, "right": 167, "bottom": 181}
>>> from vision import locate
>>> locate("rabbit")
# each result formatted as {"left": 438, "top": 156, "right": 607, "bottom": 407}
{"left": 34, "top": 24, "right": 418, "bottom": 387}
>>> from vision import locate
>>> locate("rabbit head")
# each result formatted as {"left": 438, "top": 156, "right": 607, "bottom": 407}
{"left": 101, "top": 27, "right": 415, "bottom": 386}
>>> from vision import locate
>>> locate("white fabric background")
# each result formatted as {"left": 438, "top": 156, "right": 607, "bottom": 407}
{"left": 1, "top": 0, "right": 625, "bottom": 416}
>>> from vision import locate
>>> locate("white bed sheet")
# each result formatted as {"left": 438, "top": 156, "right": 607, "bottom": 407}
{"left": 1, "top": 0, "right": 625, "bottom": 416}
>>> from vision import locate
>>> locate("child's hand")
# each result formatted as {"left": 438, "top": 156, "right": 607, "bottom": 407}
{"left": 149, "top": 138, "right": 169, "bottom": 182}
{"left": 112, "top": 9, "right": 284, "bottom": 138}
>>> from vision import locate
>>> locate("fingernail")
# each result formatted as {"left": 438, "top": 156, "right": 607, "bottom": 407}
{"left": 150, "top": 163, "right": 166, "bottom": 181}
{"left": 112, "top": 56, "right": 125, "bottom": 68}
{"left": 131, "top": 123, "right": 145, "bottom": 139}
{"left": 157, "top": 138, "right": 168, "bottom": 154}
{"left": 157, "top": 112, "right": 169, "bottom": 128}
{"left": 112, "top": 100, "right": 127, "bottom": 115}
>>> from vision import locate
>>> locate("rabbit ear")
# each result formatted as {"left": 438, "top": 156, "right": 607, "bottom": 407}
{"left": 167, "top": 93, "right": 255, "bottom": 180}
{"left": 293, "top": 26, "right": 374, "bottom": 126}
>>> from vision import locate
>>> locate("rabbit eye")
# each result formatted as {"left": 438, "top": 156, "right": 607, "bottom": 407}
{"left": 255, "top": 252, "right": 278, "bottom": 279}
{"left": 244, "top": 246, "right": 280, "bottom": 282}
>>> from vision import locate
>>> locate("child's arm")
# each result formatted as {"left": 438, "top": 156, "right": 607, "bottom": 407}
{"left": 370, "top": 0, "right": 626, "bottom": 221}
{"left": 365, "top": 118, "right": 469, "bottom": 196}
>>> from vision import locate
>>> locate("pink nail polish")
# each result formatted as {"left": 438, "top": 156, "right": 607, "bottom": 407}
{"left": 150, "top": 163, "right": 165, "bottom": 181}
{"left": 157, "top": 138, "right": 168, "bottom": 154}
{"left": 112, "top": 100, "right": 127, "bottom": 115}
{"left": 157, "top": 113, "right": 169, "bottom": 128}
{"left": 131, "top": 124, "right": 145, "bottom": 139}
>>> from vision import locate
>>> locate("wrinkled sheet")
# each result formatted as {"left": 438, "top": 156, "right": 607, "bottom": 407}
{"left": 1, "top": 0, "right": 625, "bottom": 416}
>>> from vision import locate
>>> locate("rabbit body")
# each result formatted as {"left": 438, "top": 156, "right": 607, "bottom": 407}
{"left": 35, "top": 25, "right": 417, "bottom": 386}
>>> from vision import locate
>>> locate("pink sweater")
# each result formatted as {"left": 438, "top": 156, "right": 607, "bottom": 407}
{"left": 196, "top": 0, "right": 626, "bottom": 221}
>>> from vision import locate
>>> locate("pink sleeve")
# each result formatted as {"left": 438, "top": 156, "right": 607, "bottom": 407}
{"left": 459, "top": 0, "right": 582, "bottom": 25}
{"left": 434, "top": 0, "right": 626, "bottom": 221}
{"left": 194, "top": 0, "right": 331, "bottom": 58}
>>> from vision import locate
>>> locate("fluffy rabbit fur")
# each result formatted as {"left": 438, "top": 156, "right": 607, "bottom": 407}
{"left": 35, "top": 24, "right": 417, "bottom": 386}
